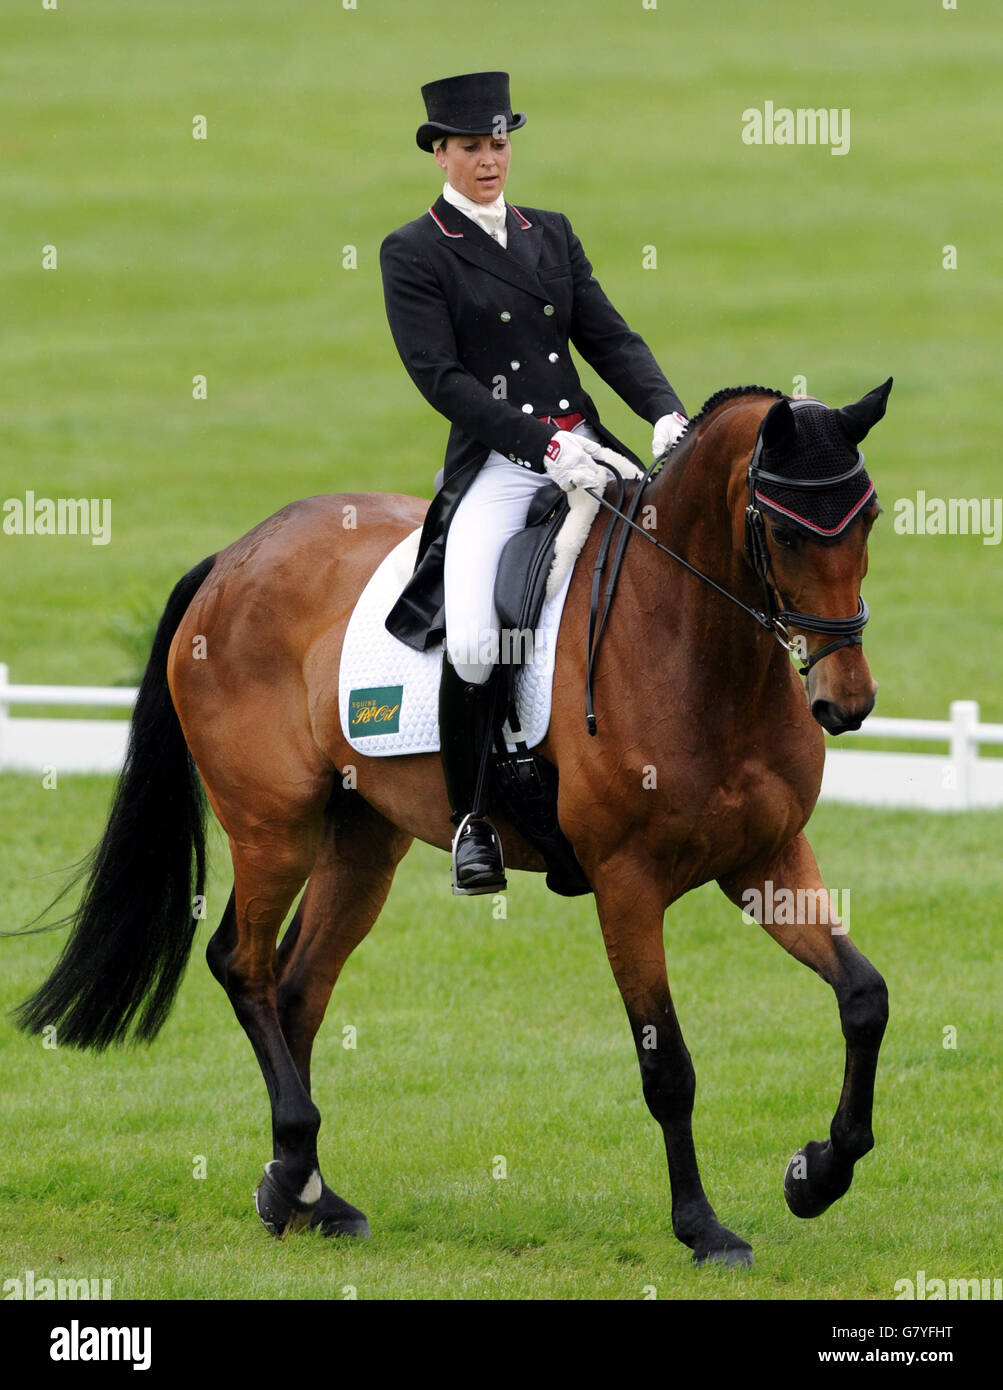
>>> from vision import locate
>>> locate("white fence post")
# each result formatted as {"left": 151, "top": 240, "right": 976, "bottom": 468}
{"left": 949, "top": 700, "right": 980, "bottom": 809}
{"left": 0, "top": 663, "right": 8, "bottom": 770}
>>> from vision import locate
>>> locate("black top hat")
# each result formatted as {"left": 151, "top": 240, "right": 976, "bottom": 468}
{"left": 416, "top": 71, "right": 526, "bottom": 152}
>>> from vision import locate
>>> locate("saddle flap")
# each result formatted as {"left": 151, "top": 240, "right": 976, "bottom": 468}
{"left": 494, "top": 483, "right": 568, "bottom": 636}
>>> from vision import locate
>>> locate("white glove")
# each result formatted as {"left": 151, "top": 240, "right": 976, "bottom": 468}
{"left": 592, "top": 445, "right": 644, "bottom": 480}
{"left": 543, "top": 430, "right": 608, "bottom": 492}
{"left": 652, "top": 411, "right": 688, "bottom": 459}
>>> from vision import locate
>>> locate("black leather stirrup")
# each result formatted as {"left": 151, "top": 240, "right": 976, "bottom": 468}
{"left": 438, "top": 655, "right": 506, "bottom": 896}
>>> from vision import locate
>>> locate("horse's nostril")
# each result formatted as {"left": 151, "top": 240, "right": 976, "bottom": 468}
{"left": 811, "top": 698, "right": 872, "bottom": 735}
{"left": 812, "top": 700, "right": 836, "bottom": 731}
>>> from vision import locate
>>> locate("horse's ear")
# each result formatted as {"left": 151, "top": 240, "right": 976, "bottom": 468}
{"left": 759, "top": 397, "right": 797, "bottom": 454}
{"left": 835, "top": 377, "right": 893, "bottom": 445}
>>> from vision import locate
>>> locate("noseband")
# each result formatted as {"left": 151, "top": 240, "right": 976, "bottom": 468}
{"left": 583, "top": 402, "right": 872, "bottom": 733}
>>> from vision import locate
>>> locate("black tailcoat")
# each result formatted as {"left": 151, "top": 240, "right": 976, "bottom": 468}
{"left": 380, "top": 193, "right": 685, "bottom": 650}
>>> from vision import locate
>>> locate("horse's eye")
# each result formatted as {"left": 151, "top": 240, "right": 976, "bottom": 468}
{"left": 770, "top": 526, "right": 798, "bottom": 549}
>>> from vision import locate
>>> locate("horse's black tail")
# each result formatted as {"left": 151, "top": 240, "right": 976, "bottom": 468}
{"left": 14, "top": 555, "right": 217, "bottom": 1050}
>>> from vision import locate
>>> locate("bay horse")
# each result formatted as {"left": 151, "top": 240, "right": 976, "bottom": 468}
{"left": 15, "top": 382, "right": 891, "bottom": 1268}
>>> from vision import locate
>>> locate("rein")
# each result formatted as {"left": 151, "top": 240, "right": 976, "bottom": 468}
{"left": 583, "top": 411, "right": 871, "bottom": 734}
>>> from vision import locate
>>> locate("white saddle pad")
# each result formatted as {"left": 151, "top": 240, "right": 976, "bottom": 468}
{"left": 338, "top": 528, "right": 577, "bottom": 757}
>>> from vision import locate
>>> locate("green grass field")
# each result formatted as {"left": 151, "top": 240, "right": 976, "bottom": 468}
{"left": 2, "top": 1, "right": 1000, "bottom": 1302}
{"left": 2, "top": 777, "right": 1000, "bottom": 1300}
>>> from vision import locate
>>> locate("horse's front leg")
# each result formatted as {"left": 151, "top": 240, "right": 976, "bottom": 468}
{"left": 592, "top": 854, "right": 753, "bottom": 1267}
{"left": 718, "top": 831, "right": 888, "bottom": 1219}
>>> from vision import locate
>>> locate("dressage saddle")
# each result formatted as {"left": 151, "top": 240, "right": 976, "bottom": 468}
{"left": 490, "top": 484, "right": 591, "bottom": 897}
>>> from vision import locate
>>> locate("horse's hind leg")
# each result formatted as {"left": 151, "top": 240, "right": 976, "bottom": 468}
{"left": 207, "top": 818, "right": 328, "bottom": 1237}
{"left": 593, "top": 853, "right": 754, "bottom": 1267}
{"left": 718, "top": 831, "right": 888, "bottom": 1220}
{"left": 274, "top": 793, "right": 413, "bottom": 1236}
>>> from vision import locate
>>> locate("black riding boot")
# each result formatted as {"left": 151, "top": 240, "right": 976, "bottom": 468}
{"left": 438, "top": 655, "right": 506, "bottom": 895}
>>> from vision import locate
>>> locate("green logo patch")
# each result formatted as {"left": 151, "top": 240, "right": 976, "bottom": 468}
{"left": 349, "top": 685, "right": 403, "bottom": 737}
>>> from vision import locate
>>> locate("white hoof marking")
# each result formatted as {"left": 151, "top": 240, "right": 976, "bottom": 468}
{"left": 299, "top": 1170, "right": 322, "bottom": 1206}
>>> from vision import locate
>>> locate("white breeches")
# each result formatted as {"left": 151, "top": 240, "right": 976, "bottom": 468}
{"left": 444, "top": 422, "right": 600, "bottom": 685}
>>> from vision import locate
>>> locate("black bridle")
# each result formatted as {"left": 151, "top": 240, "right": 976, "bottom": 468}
{"left": 742, "top": 415, "right": 870, "bottom": 669}
{"left": 583, "top": 408, "right": 871, "bottom": 734}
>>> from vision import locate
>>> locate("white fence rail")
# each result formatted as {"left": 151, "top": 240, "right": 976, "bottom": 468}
{"left": 820, "top": 701, "right": 1003, "bottom": 810}
{"left": 0, "top": 664, "right": 134, "bottom": 776}
{"left": 2, "top": 664, "right": 1003, "bottom": 810}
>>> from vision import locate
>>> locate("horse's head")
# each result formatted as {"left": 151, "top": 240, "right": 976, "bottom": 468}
{"left": 743, "top": 379, "right": 892, "bottom": 734}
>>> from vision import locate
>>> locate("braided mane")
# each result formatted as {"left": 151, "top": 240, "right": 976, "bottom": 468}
{"left": 686, "top": 384, "right": 785, "bottom": 432}
{"left": 653, "top": 386, "right": 784, "bottom": 473}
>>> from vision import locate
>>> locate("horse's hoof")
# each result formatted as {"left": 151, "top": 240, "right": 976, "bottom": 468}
{"left": 253, "top": 1161, "right": 320, "bottom": 1238}
{"left": 309, "top": 1183, "right": 371, "bottom": 1239}
{"left": 691, "top": 1223, "right": 754, "bottom": 1268}
{"left": 693, "top": 1242, "right": 754, "bottom": 1269}
{"left": 784, "top": 1140, "right": 853, "bottom": 1219}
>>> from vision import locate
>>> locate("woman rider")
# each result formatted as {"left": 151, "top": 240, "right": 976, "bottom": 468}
{"left": 380, "top": 71, "right": 687, "bottom": 895}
